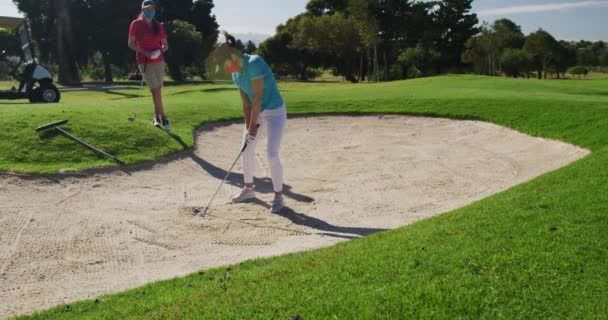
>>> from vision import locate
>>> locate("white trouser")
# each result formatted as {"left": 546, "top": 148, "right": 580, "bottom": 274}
{"left": 242, "top": 106, "right": 287, "bottom": 192}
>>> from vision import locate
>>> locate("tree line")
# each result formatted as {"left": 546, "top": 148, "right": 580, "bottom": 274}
{"left": 462, "top": 19, "right": 607, "bottom": 79}
{"left": 2, "top": 0, "right": 606, "bottom": 84}
{"left": 258, "top": 0, "right": 479, "bottom": 82}
{"left": 9, "top": 0, "right": 225, "bottom": 84}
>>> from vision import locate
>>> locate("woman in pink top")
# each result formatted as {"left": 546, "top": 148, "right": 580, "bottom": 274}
{"left": 128, "top": 0, "right": 171, "bottom": 130}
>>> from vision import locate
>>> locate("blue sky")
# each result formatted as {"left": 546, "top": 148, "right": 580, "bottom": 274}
{"left": 1, "top": 0, "right": 606, "bottom": 41}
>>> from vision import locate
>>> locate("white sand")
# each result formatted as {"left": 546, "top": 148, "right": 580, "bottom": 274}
{"left": 0, "top": 115, "right": 589, "bottom": 318}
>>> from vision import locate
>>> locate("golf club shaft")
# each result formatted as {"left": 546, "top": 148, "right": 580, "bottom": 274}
{"left": 139, "top": 58, "right": 147, "bottom": 91}
{"left": 202, "top": 143, "right": 248, "bottom": 215}
{"left": 55, "top": 127, "right": 125, "bottom": 165}
{"left": 200, "top": 124, "right": 260, "bottom": 215}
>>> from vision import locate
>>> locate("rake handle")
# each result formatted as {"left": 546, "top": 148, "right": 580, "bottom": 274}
{"left": 55, "top": 127, "right": 125, "bottom": 165}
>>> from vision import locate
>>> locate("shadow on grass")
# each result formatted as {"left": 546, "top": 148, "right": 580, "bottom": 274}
{"left": 0, "top": 101, "right": 31, "bottom": 105}
{"left": 168, "top": 87, "right": 236, "bottom": 96}
{"left": 104, "top": 90, "right": 141, "bottom": 99}
{"left": 162, "top": 129, "right": 189, "bottom": 150}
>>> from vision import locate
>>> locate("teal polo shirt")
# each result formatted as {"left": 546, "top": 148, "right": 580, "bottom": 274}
{"left": 232, "top": 54, "right": 284, "bottom": 111}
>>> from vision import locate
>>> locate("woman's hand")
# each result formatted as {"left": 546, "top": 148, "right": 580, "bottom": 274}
{"left": 248, "top": 124, "right": 258, "bottom": 137}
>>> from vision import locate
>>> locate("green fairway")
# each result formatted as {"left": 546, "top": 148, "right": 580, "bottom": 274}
{"left": 6, "top": 75, "right": 608, "bottom": 319}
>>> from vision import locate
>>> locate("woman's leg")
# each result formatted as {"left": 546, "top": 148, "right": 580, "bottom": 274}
{"left": 146, "top": 62, "right": 166, "bottom": 123}
{"left": 232, "top": 121, "right": 263, "bottom": 203}
{"left": 242, "top": 124, "right": 262, "bottom": 188}
{"left": 265, "top": 108, "right": 287, "bottom": 196}
{"left": 151, "top": 88, "right": 165, "bottom": 120}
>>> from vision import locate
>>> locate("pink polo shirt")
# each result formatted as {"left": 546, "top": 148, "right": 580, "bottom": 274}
{"left": 129, "top": 17, "right": 166, "bottom": 64}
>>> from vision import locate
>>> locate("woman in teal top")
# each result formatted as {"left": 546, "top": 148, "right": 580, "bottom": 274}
{"left": 219, "top": 37, "right": 288, "bottom": 213}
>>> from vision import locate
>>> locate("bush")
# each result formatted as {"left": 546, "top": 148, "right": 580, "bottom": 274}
{"left": 81, "top": 52, "right": 109, "bottom": 81}
{"left": 408, "top": 66, "right": 422, "bottom": 79}
{"left": 567, "top": 66, "right": 589, "bottom": 78}
{"left": 389, "top": 63, "right": 404, "bottom": 80}
{"left": 305, "top": 67, "right": 323, "bottom": 80}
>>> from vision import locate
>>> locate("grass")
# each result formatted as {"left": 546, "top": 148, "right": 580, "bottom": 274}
{"left": 4, "top": 75, "right": 608, "bottom": 319}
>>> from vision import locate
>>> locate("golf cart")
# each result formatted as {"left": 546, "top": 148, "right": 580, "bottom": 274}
{"left": 0, "top": 16, "right": 60, "bottom": 103}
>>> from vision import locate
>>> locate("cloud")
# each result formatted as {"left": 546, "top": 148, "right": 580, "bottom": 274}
{"left": 478, "top": 1, "right": 608, "bottom": 15}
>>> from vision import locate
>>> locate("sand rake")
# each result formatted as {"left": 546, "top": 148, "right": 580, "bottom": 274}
{"left": 36, "top": 120, "right": 125, "bottom": 165}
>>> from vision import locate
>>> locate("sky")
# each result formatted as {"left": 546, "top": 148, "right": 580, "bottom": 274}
{"left": 1, "top": 0, "right": 606, "bottom": 41}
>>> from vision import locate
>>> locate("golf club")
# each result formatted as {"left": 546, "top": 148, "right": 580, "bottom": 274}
{"left": 139, "top": 57, "right": 147, "bottom": 92}
{"left": 36, "top": 120, "right": 125, "bottom": 165}
{"left": 195, "top": 124, "right": 259, "bottom": 217}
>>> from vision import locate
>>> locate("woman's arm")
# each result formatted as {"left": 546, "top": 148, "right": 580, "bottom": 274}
{"left": 248, "top": 78, "right": 264, "bottom": 137}
{"left": 128, "top": 35, "right": 151, "bottom": 57}
{"left": 161, "top": 38, "right": 169, "bottom": 53}
{"left": 239, "top": 89, "right": 252, "bottom": 129}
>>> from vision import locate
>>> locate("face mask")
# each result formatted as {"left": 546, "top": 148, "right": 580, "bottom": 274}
{"left": 224, "top": 59, "right": 240, "bottom": 73}
{"left": 143, "top": 11, "right": 155, "bottom": 19}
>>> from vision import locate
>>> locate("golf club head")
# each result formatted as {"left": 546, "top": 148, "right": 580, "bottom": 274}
{"left": 192, "top": 208, "right": 206, "bottom": 217}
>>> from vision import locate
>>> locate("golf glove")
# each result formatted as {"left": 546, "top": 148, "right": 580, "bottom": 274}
{"left": 150, "top": 49, "right": 162, "bottom": 59}
{"left": 242, "top": 130, "right": 256, "bottom": 148}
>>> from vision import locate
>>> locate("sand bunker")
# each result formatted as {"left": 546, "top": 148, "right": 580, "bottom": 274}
{"left": 0, "top": 115, "right": 589, "bottom": 318}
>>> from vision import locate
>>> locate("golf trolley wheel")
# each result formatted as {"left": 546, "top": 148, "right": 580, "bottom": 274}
{"left": 29, "top": 83, "right": 60, "bottom": 103}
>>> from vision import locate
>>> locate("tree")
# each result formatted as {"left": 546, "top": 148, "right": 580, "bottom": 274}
{"left": 258, "top": 29, "right": 318, "bottom": 80}
{"left": 574, "top": 41, "right": 607, "bottom": 66}
{"left": 234, "top": 39, "right": 246, "bottom": 52}
{"left": 156, "top": 0, "right": 192, "bottom": 21}
{"left": 54, "top": 0, "right": 81, "bottom": 85}
{"left": 600, "top": 52, "right": 608, "bottom": 67}
{"left": 461, "top": 18, "right": 523, "bottom": 76}
{"left": 164, "top": 20, "right": 203, "bottom": 81}
{"left": 399, "top": 43, "right": 440, "bottom": 78}
{"left": 12, "top": 0, "right": 54, "bottom": 62}
{"left": 0, "top": 28, "right": 19, "bottom": 56}
{"left": 552, "top": 41, "right": 577, "bottom": 78}
{"left": 306, "top": 0, "right": 348, "bottom": 16}
{"left": 433, "top": 0, "right": 479, "bottom": 72}
{"left": 290, "top": 12, "right": 362, "bottom": 82}
{"left": 567, "top": 66, "right": 589, "bottom": 78}
{"left": 85, "top": 0, "right": 141, "bottom": 83}
{"left": 492, "top": 18, "right": 524, "bottom": 49}
{"left": 348, "top": 0, "right": 381, "bottom": 82}
{"left": 0, "top": 28, "right": 21, "bottom": 81}
{"left": 14, "top": 0, "right": 82, "bottom": 84}
{"left": 500, "top": 49, "right": 532, "bottom": 78}
{"left": 189, "top": 0, "right": 219, "bottom": 78}
{"left": 524, "top": 29, "right": 558, "bottom": 79}
{"left": 462, "top": 36, "right": 488, "bottom": 75}
{"left": 492, "top": 18, "right": 524, "bottom": 73}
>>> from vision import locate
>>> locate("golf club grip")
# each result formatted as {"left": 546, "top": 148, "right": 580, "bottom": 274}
{"left": 241, "top": 124, "right": 261, "bottom": 152}
{"left": 56, "top": 128, "right": 124, "bottom": 164}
